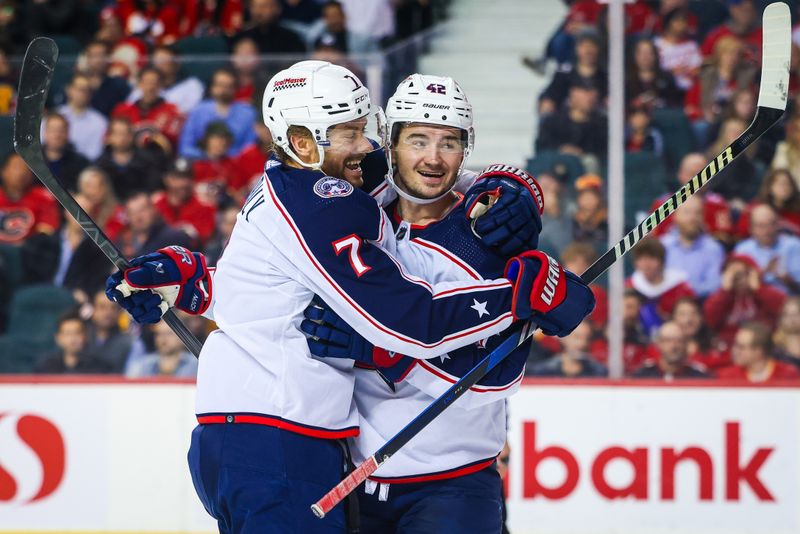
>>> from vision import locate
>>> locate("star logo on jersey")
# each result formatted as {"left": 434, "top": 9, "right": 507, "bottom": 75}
{"left": 439, "top": 353, "right": 451, "bottom": 363}
{"left": 314, "top": 177, "right": 354, "bottom": 198}
{"left": 470, "top": 299, "right": 489, "bottom": 318}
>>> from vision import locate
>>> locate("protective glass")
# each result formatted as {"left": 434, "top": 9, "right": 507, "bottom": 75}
{"left": 393, "top": 127, "right": 468, "bottom": 155}
{"left": 322, "top": 108, "right": 387, "bottom": 155}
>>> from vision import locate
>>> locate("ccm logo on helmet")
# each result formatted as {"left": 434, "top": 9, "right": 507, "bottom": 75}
{"left": 541, "top": 254, "right": 560, "bottom": 306}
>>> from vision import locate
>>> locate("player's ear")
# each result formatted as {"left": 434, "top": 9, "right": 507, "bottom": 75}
{"left": 290, "top": 131, "right": 316, "bottom": 161}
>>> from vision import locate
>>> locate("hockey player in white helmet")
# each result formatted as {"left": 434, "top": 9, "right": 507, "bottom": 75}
{"left": 302, "top": 74, "right": 595, "bottom": 533}
{"left": 105, "top": 63, "right": 592, "bottom": 533}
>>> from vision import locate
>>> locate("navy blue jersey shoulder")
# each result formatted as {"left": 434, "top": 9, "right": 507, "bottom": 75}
{"left": 360, "top": 147, "right": 390, "bottom": 195}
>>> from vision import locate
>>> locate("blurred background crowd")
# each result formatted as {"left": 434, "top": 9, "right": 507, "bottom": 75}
{"left": 0, "top": 0, "right": 799, "bottom": 386}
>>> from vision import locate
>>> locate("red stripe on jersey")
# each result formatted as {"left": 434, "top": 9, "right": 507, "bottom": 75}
{"left": 196, "top": 413, "right": 359, "bottom": 439}
{"left": 417, "top": 359, "right": 524, "bottom": 393}
{"left": 368, "top": 457, "right": 496, "bottom": 484}
{"left": 411, "top": 238, "right": 481, "bottom": 280}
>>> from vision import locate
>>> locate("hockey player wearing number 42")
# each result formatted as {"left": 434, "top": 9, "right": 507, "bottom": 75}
{"left": 301, "top": 74, "right": 596, "bottom": 533}
{"left": 105, "top": 62, "right": 594, "bottom": 534}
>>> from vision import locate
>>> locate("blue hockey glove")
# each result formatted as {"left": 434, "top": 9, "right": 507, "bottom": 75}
{"left": 504, "top": 250, "right": 595, "bottom": 337}
{"left": 105, "top": 246, "right": 212, "bottom": 324}
{"left": 465, "top": 165, "right": 544, "bottom": 256}
{"left": 301, "top": 298, "right": 415, "bottom": 383}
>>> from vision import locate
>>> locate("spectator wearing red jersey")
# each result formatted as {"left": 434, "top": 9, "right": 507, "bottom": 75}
{"left": 624, "top": 104, "right": 664, "bottom": 156}
{"left": 775, "top": 297, "right": 800, "bottom": 370}
{"left": 42, "top": 113, "right": 90, "bottom": 193}
{"left": 112, "top": 67, "right": 184, "bottom": 156}
{"left": 0, "top": 153, "right": 60, "bottom": 245}
{"left": 153, "top": 162, "right": 217, "bottom": 247}
{"left": 181, "top": 0, "right": 244, "bottom": 37}
{"left": 560, "top": 242, "right": 607, "bottom": 329}
{"left": 192, "top": 121, "right": 244, "bottom": 205}
{"left": 114, "top": 0, "right": 183, "bottom": 46}
{"left": 230, "top": 37, "right": 263, "bottom": 105}
{"left": 114, "top": 191, "right": 192, "bottom": 259}
{"left": 626, "top": 238, "right": 695, "bottom": 336}
{"left": 672, "top": 296, "right": 729, "bottom": 370}
{"left": 650, "top": 152, "right": 733, "bottom": 243}
{"left": 632, "top": 321, "right": 710, "bottom": 380}
{"left": 125, "top": 45, "right": 205, "bottom": 115}
{"left": 654, "top": 7, "right": 702, "bottom": 91}
{"left": 736, "top": 169, "right": 800, "bottom": 239}
{"left": 233, "top": 119, "right": 273, "bottom": 195}
{"left": 718, "top": 322, "right": 800, "bottom": 382}
{"left": 704, "top": 254, "right": 786, "bottom": 352}
{"left": 700, "top": 0, "right": 761, "bottom": 65}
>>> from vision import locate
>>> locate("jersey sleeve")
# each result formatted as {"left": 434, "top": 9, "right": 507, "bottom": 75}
{"left": 258, "top": 175, "right": 516, "bottom": 359}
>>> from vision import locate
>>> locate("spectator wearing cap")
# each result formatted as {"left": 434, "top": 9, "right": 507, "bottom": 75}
{"left": 528, "top": 322, "right": 607, "bottom": 378}
{"left": 571, "top": 175, "right": 608, "bottom": 250}
{"left": 654, "top": 7, "right": 702, "bottom": 91}
{"left": 735, "top": 169, "right": 800, "bottom": 239}
{"left": 539, "top": 28, "right": 607, "bottom": 116}
{"left": 536, "top": 81, "right": 608, "bottom": 166}
{"left": 178, "top": 68, "right": 257, "bottom": 160}
{"left": 626, "top": 238, "right": 695, "bottom": 336}
{"left": 308, "top": 1, "right": 378, "bottom": 55}
{"left": 718, "top": 322, "right": 800, "bottom": 382}
{"left": 660, "top": 195, "right": 725, "bottom": 297}
{"left": 734, "top": 204, "right": 800, "bottom": 294}
{"left": 125, "top": 45, "right": 205, "bottom": 115}
{"left": 232, "top": 0, "right": 306, "bottom": 55}
{"left": 704, "top": 254, "right": 786, "bottom": 351}
{"left": 42, "top": 113, "right": 90, "bottom": 193}
{"left": 0, "top": 153, "right": 60, "bottom": 245}
{"left": 79, "top": 40, "right": 131, "bottom": 118}
{"left": 95, "top": 117, "right": 166, "bottom": 198}
{"left": 58, "top": 73, "right": 108, "bottom": 162}
{"left": 625, "top": 104, "right": 664, "bottom": 156}
{"left": 127, "top": 319, "right": 198, "bottom": 378}
{"left": 111, "top": 67, "right": 184, "bottom": 156}
{"left": 700, "top": 0, "right": 761, "bottom": 64}
{"left": 36, "top": 312, "right": 112, "bottom": 374}
{"left": 153, "top": 163, "right": 217, "bottom": 247}
{"left": 632, "top": 321, "right": 710, "bottom": 380}
{"left": 625, "top": 36, "right": 683, "bottom": 110}
{"left": 114, "top": 191, "right": 192, "bottom": 259}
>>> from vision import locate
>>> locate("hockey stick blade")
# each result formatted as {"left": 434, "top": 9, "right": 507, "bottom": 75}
{"left": 310, "top": 1, "right": 791, "bottom": 518}
{"left": 14, "top": 37, "right": 203, "bottom": 357}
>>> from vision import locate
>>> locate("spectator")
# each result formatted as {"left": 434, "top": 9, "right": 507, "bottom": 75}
{"left": 182, "top": 0, "right": 244, "bottom": 37}
{"left": 114, "top": 191, "right": 192, "bottom": 258}
{"left": 771, "top": 115, "right": 800, "bottom": 184}
{"left": 561, "top": 242, "right": 607, "bottom": 330}
{"left": 528, "top": 322, "right": 607, "bottom": 378}
{"left": 204, "top": 204, "right": 240, "bottom": 266}
{"left": 660, "top": 195, "right": 725, "bottom": 297}
{"left": 113, "top": 0, "right": 183, "bottom": 46}
{"left": 539, "top": 28, "right": 607, "bottom": 116}
{"left": 535, "top": 172, "right": 573, "bottom": 259}
{"left": 125, "top": 45, "right": 205, "bottom": 114}
{"left": 230, "top": 37, "right": 267, "bottom": 105}
{"left": 735, "top": 204, "right": 800, "bottom": 294}
{"left": 0, "top": 45, "right": 16, "bottom": 115}
{"left": 280, "top": 0, "right": 323, "bottom": 25}
{"left": 0, "top": 153, "right": 60, "bottom": 244}
{"left": 685, "top": 36, "right": 756, "bottom": 144}
{"left": 36, "top": 312, "right": 111, "bottom": 374}
{"left": 706, "top": 117, "right": 758, "bottom": 204}
{"left": 735, "top": 169, "right": 800, "bottom": 238}
{"left": 234, "top": 118, "right": 273, "bottom": 193}
{"left": 571, "top": 175, "right": 608, "bottom": 249}
{"left": 111, "top": 67, "right": 184, "bottom": 156}
{"left": 0, "top": 1, "right": 25, "bottom": 55}
{"left": 178, "top": 68, "right": 257, "bottom": 159}
{"left": 95, "top": 117, "right": 166, "bottom": 198}
{"left": 23, "top": 0, "right": 89, "bottom": 45}
{"left": 153, "top": 162, "right": 217, "bottom": 247}
{"left": 126, "top": 319, "right": 198, "bottom": 378}
{"left": 775, "top": 297, "right": 800, "bottom": 369}
{"left": 339, "top": 0, "right": 395, "bottom": 46}
{"left": 718, "top": 322, "right": 800, "bottom": 381}
{"left": 650, "top": 152, "right": 733, "bottom": 243}
{"left": 85, "top": 289, "right": 136, "bottom": 372}
{"left": 309, "top": 1, "right": 378, "bottom": 55}
{"left": 79, "top": 40, "right": 132, "bottom": 117}
{"left": 632, "top": 321, "right": 710, "bottom": 380}
{"left": 626, "top": 238, "right": 695, "bottom": 336}
{"left": 621, "top": 288, "right": 650, "bottom": 373}
{"left": 625, "top": 104, "right": 664, "bottom": 156}
{"left": 58, "top": 73, "right": 109, "bottom": 161}
{"left": 672, "top": 296, "right": 728, "bottom": 370}
{"left": 536, "top": 81, "right": 608, "bottom": 166}
{"left": 700, "top": 0, "right": 761, "bottom": 64}
{"left": 654, "top": 7, "right": 702, "bottom": 91}
{"left": 625, "top": 36, "right": 683, "bottom": 110}
{"left": 704, "top": 254, "right": 786, "bottom": 350}
{"left": 233, "top": 0, "right": 306, "bottom": 54}
{"left": 43, "top": 112, "right": 90, "bottom": 193}
{"left": 192, "top": 121, "right": 245, "bottom": 204}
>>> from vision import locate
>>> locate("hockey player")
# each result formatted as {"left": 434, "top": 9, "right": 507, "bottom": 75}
{"left": 301, "top": 74, "right": 595, "bottom": 533}
{"left": 106, "top": 62, "right": 591, "bottom": 533}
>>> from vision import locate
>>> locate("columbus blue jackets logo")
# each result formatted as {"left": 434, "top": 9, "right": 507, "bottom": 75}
{"left": 313, "top": 177, "right": 353, "bottom": 198}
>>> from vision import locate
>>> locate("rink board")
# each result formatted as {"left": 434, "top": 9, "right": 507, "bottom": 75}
{"left": 0, "top": 376, "right": 799, "bottom": 534}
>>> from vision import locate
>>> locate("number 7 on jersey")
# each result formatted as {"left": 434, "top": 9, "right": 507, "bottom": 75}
{"left": 333, "top": 234, "right": 371, "bottom": 276}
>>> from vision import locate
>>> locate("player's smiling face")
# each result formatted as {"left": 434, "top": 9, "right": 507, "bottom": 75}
{"left": 322, "top": 117, "right": 373, "bottom": 188}
{"left": 393, "top": 124, "right": 465, "bottom": 200}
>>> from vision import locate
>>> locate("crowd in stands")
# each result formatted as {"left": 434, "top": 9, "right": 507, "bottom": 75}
{"left": 0, "top": 0, "right": 444, "bottom": 377}
{"left": 524, "top": 0, "right": 800, "bottom": 383}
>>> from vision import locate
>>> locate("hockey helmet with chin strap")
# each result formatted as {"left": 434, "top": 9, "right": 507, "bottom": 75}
{"left": 262, "top": 60, "right": 386, "bottom": 171}
{"left": 385, "top": 74, "right": 475, "bottom": 204}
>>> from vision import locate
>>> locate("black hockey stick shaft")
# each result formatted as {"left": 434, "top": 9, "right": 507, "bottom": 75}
{"left": 312, "top": 2, "right": 791, "bottom": 517}
{"left": 14, "top": 37, "right": 203, "bottom": 357}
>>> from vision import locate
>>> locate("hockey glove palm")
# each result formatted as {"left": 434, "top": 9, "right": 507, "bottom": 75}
{"left": 465, "top": 165, "right": 544, "bottom": 256}
{"left": 301, "top": 298, "right": 414, "bottom": 382}
{"left": 105, "top": 246, "right": 212, "bottom": 324}
{"left": 505, "top": 250, "right": 595, "bottom": 337}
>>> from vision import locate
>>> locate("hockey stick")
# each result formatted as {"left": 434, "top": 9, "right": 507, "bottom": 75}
{"left": 14, "top": 37, "right": 203, "bottom": 358}
{"left": 311, "top": 1, "right": 791, "bottom": 518}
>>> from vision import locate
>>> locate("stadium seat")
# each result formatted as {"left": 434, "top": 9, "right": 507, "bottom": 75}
{"left": 651, "top": 107, "right": 695, "bottom": 174}
{"left": 624, "top": 151, "right": 668, "bottom": 229}
{"left": 51, "top": 35, "right": 82, "bottom": 56}
{"left": 6, "top": 284, "right": 76, "bottom": 346}
{"left": 0, "top": 334, "right": 45, "bottom": 373}
{"left": 174, "top": 36, "right": 230, "bottom": 84}
{"left": 526, "top": 150, "right": 586, "bottom": 184}
{"left": 0, "top": 115, "right": 14, "bottom": 162}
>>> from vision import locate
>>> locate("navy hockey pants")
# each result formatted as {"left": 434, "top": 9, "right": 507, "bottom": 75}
{"left": 358, "top": 466, "right": 503, "bottom": 534}
{"left": 188, "top": 423, "right": 347, "bottom": 533}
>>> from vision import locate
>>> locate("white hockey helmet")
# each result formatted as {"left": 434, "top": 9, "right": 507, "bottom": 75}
{"left": 385, "top": 74, "right": 475, "bottom": 204}
{"left": 262, "top": 60, "right": 386, "bottom": 170}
